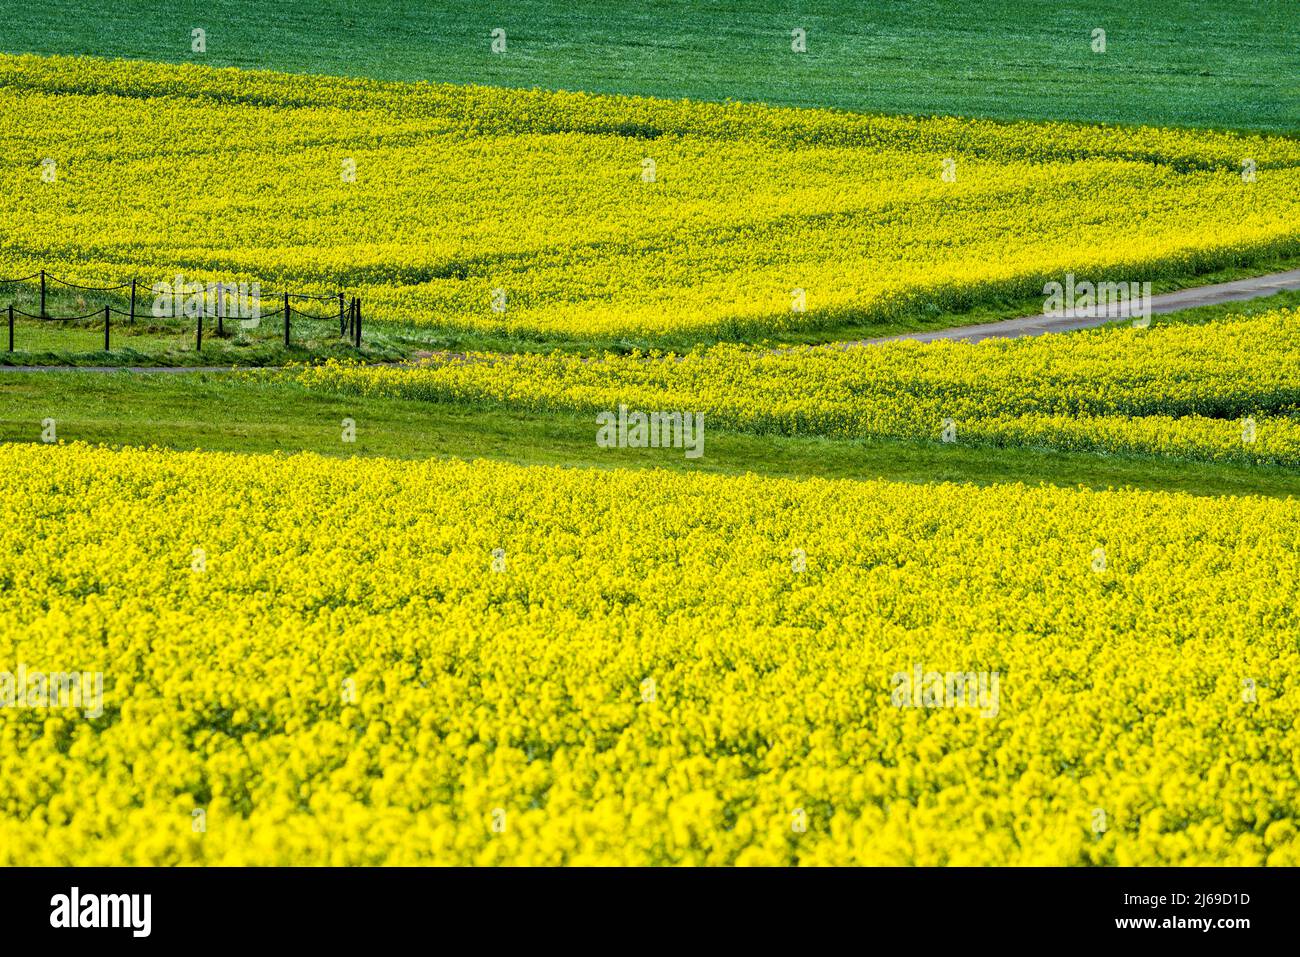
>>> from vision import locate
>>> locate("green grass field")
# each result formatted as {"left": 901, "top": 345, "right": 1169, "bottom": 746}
{"left": 4, "top": 0, "right": 1296, "bottom": 131}
{"left": 4, "top": 367, "right": 1300, "bottom": 499}
{"left": 2, "top": 291, "right": 1298, "bottom": 497}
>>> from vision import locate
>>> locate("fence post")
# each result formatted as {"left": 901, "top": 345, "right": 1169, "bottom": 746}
{"left": 129, "top": 279, "right": 137, "bottom": 323}
{"left": 338, "top": 292, "right": 345, "bottom": 336}
{"left": 216, "top": 281, "right": 224, "bottom": 338}
{"left": 7, "top": 305, "right": 12, "bottom": 352}
{"left": 197, "top": 309, "right": 203, "bottom": 352}
{"left": 104, "top": 305, "right": 110, "bottom": 351}
{"left": 284, "top": 293, "right": 291, "bottom": 347}
{"left": 354, "top": 297, "right": 361, "bottom": 348}
{"left": 39, "top": 269, "right": 46, "bottom": 319}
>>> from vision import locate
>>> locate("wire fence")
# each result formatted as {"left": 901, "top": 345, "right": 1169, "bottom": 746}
{"left": 0, "top": 269, "right": 362, "bottom": 353}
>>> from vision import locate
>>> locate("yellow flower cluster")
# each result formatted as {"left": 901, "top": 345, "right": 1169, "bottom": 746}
{"left": 2, "top": 53, "right": 1297, "bottom": 344}
{"left": 293, "top": 306, "right": 1300, "bottom": 466}
{"left": 1, "top": 443, "right": 1296, "bottom": 865}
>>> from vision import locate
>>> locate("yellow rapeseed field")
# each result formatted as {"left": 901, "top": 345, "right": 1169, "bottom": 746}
{"left": 292, "top": 306, "right": 1300, "bottom": 466}
{"left": 2, "top": 53, "right": 1298, "bottom": 343}
{"left": 1, "top": 443, "right": 1296, "bottom": 865}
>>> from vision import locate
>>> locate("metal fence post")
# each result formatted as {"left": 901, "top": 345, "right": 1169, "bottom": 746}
{"left": 7, "top": 304, "right": 12, "bottom": 352}
{"left": 284, "top": 293, "right": 290, "bottom": 347}
{"left": 104, "top": 305, "right": 110, "bottom": 351}
{"left": 39, "top": 269, "right": 46, "bottom": 319}
{"left": 129, "top": 278, "right": 137, "bottom": 323}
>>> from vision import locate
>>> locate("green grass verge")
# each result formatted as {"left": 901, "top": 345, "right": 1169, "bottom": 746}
{"left": 1, "top": 371, "right": 1296, "bottom": 498}
{"left": 0, "top": 284, "right": 401, "bottom": 366}
{"left": 7, "top": 0, "right": 1298, "bottom": 132}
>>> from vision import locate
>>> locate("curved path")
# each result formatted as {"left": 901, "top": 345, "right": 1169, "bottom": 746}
{"left": 834, "top": 268, "right": 1300, "bottom": 348}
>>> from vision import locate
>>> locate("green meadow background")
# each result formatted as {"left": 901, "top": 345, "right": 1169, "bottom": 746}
{"left": 1, "top": 0, "right": 1296, "bottom": 131}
